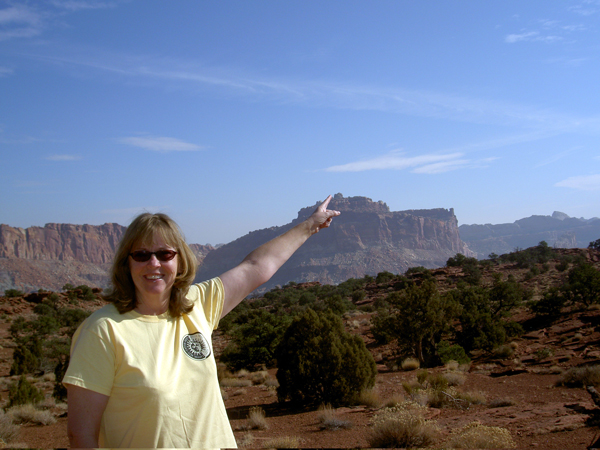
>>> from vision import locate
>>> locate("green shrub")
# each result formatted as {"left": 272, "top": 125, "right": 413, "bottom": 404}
{"left": 75, "top": 285, "right": 95, "bottom": 301}
{"left": 557, "top": 365, "right": 600, "bottom": 387}
{"left": 33, "top": 303, "right": 57, "bottom": 318}
{"left": 7, "top": 376, "right": 44, "bottom": 408}
{"left": 386, "top": 281, "right": 459, "bottom": 365}
{"left": 3, "top": 289, "right": 24, "bottom": 298}
{"left": 376, "top": 271, "right": 396, "bottom": 285}
{"left": 436, "top": 341, "right": 470, "bottom": 365}
{"left": 371, "top": 311, "right": 397, "bottom": 345}
{"left": 220, "top": 309, "right": 292, "bottom": 371}
{"left": 276, "top": 309, "right": 377, "bottom": 406}
{"left": 351, "top": 290, "right": 366, "bottom": 303}
{"left": 565, "top": 263, "right": 600, "bottom": 306}
{"left": 10, "top": 338, "right": 43, "bottom": 376}
{"left": 532, "top": 287, "right": 566, "bottom": 316}
{"left": 589, "top": 239, "right": 600, "bottom": 250}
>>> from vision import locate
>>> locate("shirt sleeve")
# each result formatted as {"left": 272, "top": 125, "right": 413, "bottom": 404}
{"left": 62, "top": 317, "right": 116, "bottom": 397}
{"left": 190, "top": 278, "right": 225, "bottom": 331}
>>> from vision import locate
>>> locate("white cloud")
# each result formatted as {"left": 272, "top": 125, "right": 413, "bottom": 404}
{"left": 119, "top": 136, "right": 203, "bottom": 153}
{"left": 0, "top": 66, "right": 13, "bottom": 76}
{"left": 505, "top": 31, "right": 562, "bottom": 44}
{"left": 0, "top": 4, "right": 43, "bottom": 41}
{"left": 412, "top": 159, "right": 470, "bottom": 174}
{"left": 45, "top": 154, "right": 82, "bottom": 161}
{"left": 556, "top": 174, "right": 600, "bottom": 190}
{"left": 324, "top": 151, "right": 465, "bottom": 173}
{"left": 48, "top": 1, "right": 117, "bottom": 11}
{"left": 505, "top": 31, "right": 539, "bottom": 43}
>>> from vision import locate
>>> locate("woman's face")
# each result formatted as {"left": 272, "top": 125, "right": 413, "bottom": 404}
{"left": 128, "top": 234, "right": 178, "bottom": 306}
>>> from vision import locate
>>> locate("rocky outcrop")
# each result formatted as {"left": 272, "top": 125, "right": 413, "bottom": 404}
{"left": 459, "top": 211, "right": 600, "bottom": 259}
{"left": 0, "top": 223, "right": 215, "bottom": 293}
{"left": 0, "top": 223, "right": 126, "bottom": 263}
{"left": 195, "top": 194, "right": 473, "bottom": 291}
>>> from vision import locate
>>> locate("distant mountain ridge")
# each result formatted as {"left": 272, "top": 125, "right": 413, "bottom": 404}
{"left": 4, "top": 199, "right": 595, "bottom": 294}
{"left": 0, "top": 223, "right": 214, "bottom": 293}
{"left": 459, "top": 211, "right": 600, "bottom": 259}
{"left": 195, "top": 193, "right": 473, "bottom": 292}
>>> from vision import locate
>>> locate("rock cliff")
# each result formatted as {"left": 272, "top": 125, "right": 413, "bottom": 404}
{"left": 0, "top": 223, "right": 126, "bottom": 263}
{"left": 0, "top": 223, "right": 214, "bottom": 293}
{"left": 195, "top": 194, "right": 473, "bottom": 292}
{"left": 459, "top": 211, "right": 600, "bottom": 259}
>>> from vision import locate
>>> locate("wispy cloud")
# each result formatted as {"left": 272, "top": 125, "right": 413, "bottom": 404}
{"left": 505, "top": 31, "right": 562, "bottom": 44}
{"left": 118, "top": 136, "right": 203, "bottom": 153}
{"left": 48, "top": 1, "right": 118, "bottom": 11}
{"left": 45, "top": 154, "right": 82, "bottom": 161}
{"left": 0, "top": 1, "right": 118, "bottom": 41}
{"left": 32, "top": 50, "right": 593, "bottom": 134}
{"left": 325, "top": 151, "right": 462, "bottom": 173}
{"left": 0, "top": 4, "right": 43, "bottom": 41}
{"left": 556, "top": 174, "right": 600, "bottom": 190}
{"left": 0, "top": 66, "right": 13, "bottom": 76}
{"left": 569, "top": 1, "right": 600, "bottom": 16}
{"left": 324, "top": 151, "right": 499, "bottom": 174}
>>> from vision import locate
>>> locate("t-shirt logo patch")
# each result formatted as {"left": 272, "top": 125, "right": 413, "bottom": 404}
{"left": 182, "top": 332, "right": 211, "bottom": 361}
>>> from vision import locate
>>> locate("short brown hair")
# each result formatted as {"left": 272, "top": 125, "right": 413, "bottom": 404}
{"left": 104, "top": 213, "right": 198, "bottom": 317}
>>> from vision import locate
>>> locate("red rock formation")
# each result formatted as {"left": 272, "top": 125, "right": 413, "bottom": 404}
{"left": 0, "top": 223, "right": 126, "bottom": 264}
{"left": 195, "top": 194, "right": 473, "bottom": 291}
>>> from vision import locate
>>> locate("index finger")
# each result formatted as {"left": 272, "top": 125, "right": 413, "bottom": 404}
{"left": 319, "top": 195, "right": 333, "bottom": 211}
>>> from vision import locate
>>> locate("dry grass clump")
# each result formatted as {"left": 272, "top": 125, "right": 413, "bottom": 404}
{"left": 488, "top": 397, "right": 516, "bottom": 408}
{"left": 403, "top": 369, "right": 485, "bottom": 409}
{"left": 250, "top": 371, "right": 268, "bottom": 385}
{"left": 493, "top": 344, "right": 514, "bottom": 358}
{"left": 0, "top": 410, "right": 19, "bottom": 444}
{"left": 557, "top": 365, "right": 600, "bottom": 387}
{"left": 316, "top": 404, "right": 352, "bottom": 430}
{"left": 246, "top": 406, "right": 268, "bottom": 430}
{"left": 444, "top": 371, "right": 466, "bottom": 386}
{"left": 36, "top": 396, "right": 56, "bottom": 410}
{"left": 263, "top": 377, "right": 279, "bottom": 390}
{"left": 357, "top": 388, "right": 381, "bottom": 408}
{"left": 235, "top": 369, "right": 250, "bottom": 378}
{"left": 216, "top": 362, "right": 233, "bottom": 382}
{"left": 42, "top": 373, "right": 55, "bottom": 382}
{"left": 262, "top": 436, "right": 301, "bottom": 448}
{"left": 7, "top": 404, "right": 56, "bottom": 425}
{"left": 401, "top": 357, "right": 420, "bottom": 371}
{"left": 237, "top": 432, "right": 254, "bottom": 448}
{"left": 383, "top": 392, "right": 405, "bottom": 408}
{"left": 368, "top": 403, "right": 439, "bottom": 448}
{"left": 220, "top": 377, "right": 253, "bottom": 388}
{"left": 457, "top": 389, "right": 487, "bottom": 406}
{"left": 445, "top": 360, "right": 459, "bottom": 371}
{"left": 444, "top": 421, "right": 516, "bottom": 448}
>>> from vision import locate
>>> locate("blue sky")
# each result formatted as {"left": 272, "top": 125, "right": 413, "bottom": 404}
{"left": 1, "top": 0, "right": 600, "bottom": 245}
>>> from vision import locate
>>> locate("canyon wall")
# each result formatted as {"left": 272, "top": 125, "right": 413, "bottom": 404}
{"left": 0, "top": 223, "right": 214, "bottom": 293}
{"left": 195, "top": 194, "right": 473, "bottom": 292}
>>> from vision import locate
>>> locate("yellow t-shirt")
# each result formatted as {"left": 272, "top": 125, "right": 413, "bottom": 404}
{"left": 63, "top": 278, "right": 237, "bottom": 448}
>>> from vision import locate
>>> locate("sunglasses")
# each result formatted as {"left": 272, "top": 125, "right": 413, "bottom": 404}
{"left": 129, "top": 250, "right": 177, "bottom": 262}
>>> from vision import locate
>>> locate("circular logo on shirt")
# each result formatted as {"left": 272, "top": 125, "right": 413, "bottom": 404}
{"left": 182, "top": 332, "right": 211, "bottom": 361}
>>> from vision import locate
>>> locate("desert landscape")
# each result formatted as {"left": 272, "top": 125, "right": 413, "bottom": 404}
{"left": 1, "top": 245, "right": 600, "bottom": 448}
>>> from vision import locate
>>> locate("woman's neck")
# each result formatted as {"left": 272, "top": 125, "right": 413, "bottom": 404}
{"left": 134, "top": 292, "right": 170, "bottom": 315}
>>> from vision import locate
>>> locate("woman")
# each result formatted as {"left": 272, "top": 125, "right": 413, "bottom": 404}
{"left": 63, "top": 195, "right": 340, "bottom": 448}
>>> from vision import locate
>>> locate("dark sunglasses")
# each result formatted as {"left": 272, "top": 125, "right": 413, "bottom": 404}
{"left": 129, "top": 250, "right": 177, "bottom": 262}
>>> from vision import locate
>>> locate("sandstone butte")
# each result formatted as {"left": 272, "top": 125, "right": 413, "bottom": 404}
{"left": 0, "top": 194, "right": 473, "bottom": 293}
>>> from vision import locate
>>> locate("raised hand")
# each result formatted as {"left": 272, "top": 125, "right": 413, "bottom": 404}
{"left": 308, "top": 195, "right": 341, "bottom": 234}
